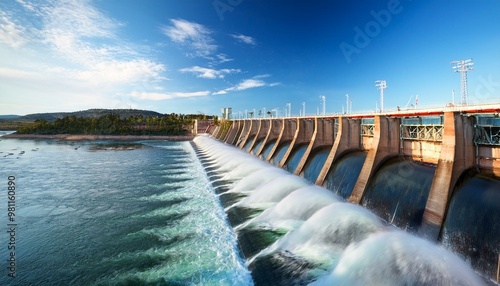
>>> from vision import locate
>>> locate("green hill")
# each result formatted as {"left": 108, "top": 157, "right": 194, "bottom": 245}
{"left": 21, "top": 109, "right": 163, "bottom": 122}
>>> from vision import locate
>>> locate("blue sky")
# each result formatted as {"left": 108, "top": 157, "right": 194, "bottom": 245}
{"left": 1, "top": 0, "right": 499, "bottom": 116}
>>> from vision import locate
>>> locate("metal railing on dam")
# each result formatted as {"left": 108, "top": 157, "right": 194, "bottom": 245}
{"left": 206, "top": 104, "right": 500, "bottom": 282}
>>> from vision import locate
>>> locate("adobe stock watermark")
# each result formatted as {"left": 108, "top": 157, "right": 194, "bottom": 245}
{"left": 339, "top": 0, "right": 405, "bottom": 64}
{"left": 474, "top": 74, "right": 500, "bottom": 99}
{"left": 213, "top": 0, "right": 244, "bottom": 21}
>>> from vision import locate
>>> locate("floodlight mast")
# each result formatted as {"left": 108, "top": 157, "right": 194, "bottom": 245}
{"left": 319, "top": 96, "right": 326, "bottom": 115}
{"left": 345, "top": 94, "right": 349, "bottom": 114}
{"left": 451, "top": 58, "right": 473, "bottom": 106}
{"left": 375, "top": 80, "right": 387, "bottom": 112}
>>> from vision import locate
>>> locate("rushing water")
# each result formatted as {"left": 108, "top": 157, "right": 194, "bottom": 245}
{"left": 271, "top": 142, "right": 290, "bottom": 166}
{"left": 259, "top": 141, "right": 276, "bottom": 160}
{"left": 361, "top": 157, "right": 436, "bottom": 233}
{"left": 284, "top": 144, "right": 308, "bottom": 173}
{"left": 323, "top": 151, "right": 367, "bottom": 199}
{"left": 442, "top": 171, "right": 500, "bottom": 280}
{"left": 303, "top": 148, "right": 330, "bottom": 183}
{"left": 2, "top": 133, "right": 492, "bottom": 285}
{"left": 0, "top": 137, "right": 251, "bottom": 285}
{"left": 251, "top": 140, "right": 264, "bottom": 155}
{"left": 193, "top": 135, "right": 486, "bottom": 286}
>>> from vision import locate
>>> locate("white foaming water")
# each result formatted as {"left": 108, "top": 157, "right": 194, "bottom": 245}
{"left": 312, "top": 231, "right": 485, "bottom": 286}
{"left": 236, "top": 174, "right": 311, "bottom": 207}
{"left": 193, "top": 136, "right": 486, "bottom": 285}
{"left": 250, "top": 186, "right": 343, "bottom": 229}
{"left": 259, "top": 203, "right": 385, "bottom": 265}
{"left": 229, "top": 167, "right": 289, "bottom": 194}
{"left": 222, "top": 160, "right": 271, "bottom": 181}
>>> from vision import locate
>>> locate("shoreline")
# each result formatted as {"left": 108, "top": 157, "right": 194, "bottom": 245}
{"left": 2, "top": 133, "right": 195, "bottom": 141}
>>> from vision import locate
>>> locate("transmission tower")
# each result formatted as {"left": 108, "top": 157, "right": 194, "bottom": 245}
{"left": 451, "top": 58, "right": 473, "bottom": 105}
{"left": 375, "top": 80, "right": 387, "bottom": 112}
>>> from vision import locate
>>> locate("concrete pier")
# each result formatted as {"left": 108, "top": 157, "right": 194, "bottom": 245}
{"left": 265, "top": 118, "right": 298, "bottom": 162}
{"left": 279, "top": 118, "right": 314, "bottom": 168}
{"left": 349, "top": 116, "right": 400, "bottom": 204}
{"left": 316, "top": 117, "right": 361, "bottom": 185}
{"left": 419, "top": 112, "right": 476, "bottom": 239}
{"left": 295, "top": 117, "right": 336, "bottom": 175}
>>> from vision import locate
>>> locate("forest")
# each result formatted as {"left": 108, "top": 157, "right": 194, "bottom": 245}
{"left": 16, "top": 113, "right": 215, "bottom": 136}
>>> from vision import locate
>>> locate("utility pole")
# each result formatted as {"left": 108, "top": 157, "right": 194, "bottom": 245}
{"left": 319, "top": 96, "right": 326, "bottom": 115}
{"left": 375, "top": 80, "right": 387, "bottom": 112}
{"left": 345, "top": 94, "right": 349, "bottom": 114}
{"left": 451, "top": 58, "right": 473, "bottom": 105}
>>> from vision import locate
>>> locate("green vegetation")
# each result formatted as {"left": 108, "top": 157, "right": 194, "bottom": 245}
{"left": 16, "top": 113, "right": 205, "bottom": 136}
{"left": 0, "top": 120, "right": 33, "bottom": 131}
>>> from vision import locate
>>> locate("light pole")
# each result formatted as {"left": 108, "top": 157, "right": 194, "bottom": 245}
{"left": 375, "top": 80, "right": 387, "bottom": 112}
{"left": 345, "top": 94, "right": 349, "bottom": 114}
{"left": 286, "top": 103, "right": 291, "bottom": 117}
{"left": 301, "top": 102, "right": 305, "bottom": 117}
{"left": 451, "top": 58, "right": 473, "bottom": 105}
{"left": 319, "top": 96, "right": 326, "bottom": 115}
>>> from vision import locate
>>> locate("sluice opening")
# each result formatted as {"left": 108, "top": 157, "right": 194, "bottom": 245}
{"left": 324, "top": 151, "right": 367, "bottom": 200}
{"left": 441, "top": 171, "right": 500, "bottom": 282}
{"left": 361, "top": 157, "right": 436, "bottom": 232}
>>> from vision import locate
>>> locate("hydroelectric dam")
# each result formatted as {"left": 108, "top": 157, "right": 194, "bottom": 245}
{"left": 194, "top": 104, "right": 500, "bottom": 285}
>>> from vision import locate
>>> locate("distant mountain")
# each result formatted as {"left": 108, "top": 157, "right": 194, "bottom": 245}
{"left": 20, "top": 109, "right": 164, "bottom": 122}
{"left": 0, "top": 115, "right": 21, "bottom": 120}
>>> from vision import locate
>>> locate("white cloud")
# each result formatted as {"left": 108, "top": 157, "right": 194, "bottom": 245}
{"left": 161, "top": 19, "right": 217, "bottom": 58}
{"left": 0, "top": 12, "right": 28, "bottom": 48}
{"left": 212, "top": 90, "right": 227, "bottom": 95}
{"left": 213, "top": 76, "right": 279, "bottom": 95}
{"left": 77, "top": 60, "right": 165, "bottom": 85}
{"left": 231, "top": 33, "right": 256, "bottom": 45}
{"left": 216, "top": 53, "right": 233, "bottom": 63}
{"left": 233, "top": 79, "right": 265, "bottom": 90}
{"left": 253, "top": 74, "right": 271, "bottom": 79}
{"left": 130, "top": 90, "right": 210, "bottom": 100}
{"left": 0, "top": 0, "right": 172, "bottom": 114}
{"left": 179, "top": 66, "right": 240, "bottom": 79}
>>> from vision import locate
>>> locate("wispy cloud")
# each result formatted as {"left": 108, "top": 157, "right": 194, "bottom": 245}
{"left": 0, "top": 0, "right": 170, "bottom": 113}
{"left": 213, "top": 75, "right": 279, "bottom": 95}
{"left": 130, "top": 90, "right": 210, "bottom": 100}
{"left": 231, "top": 33, "right": 256, "bottom": 45}
{"left": 179, "top": 66, "right": 240, "bottom": 79}
{"left": 0, "top": 11, "right": 28, "bottom": 48}
{"left": 216, "top": 53, "right": 233, "bottom": 63}
{"left": 77, "top": 60, "right": 165, "bottom": 85}
{"left": 161, "top": 19, "right": 217, "bottom": 58}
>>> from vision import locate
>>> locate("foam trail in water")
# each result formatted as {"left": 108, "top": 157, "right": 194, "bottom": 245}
{"left": 311, "top": 230, "right": 485, "bottom": 286}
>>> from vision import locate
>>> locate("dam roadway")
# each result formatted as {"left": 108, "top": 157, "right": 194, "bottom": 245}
{"left": 205, "top": 102, "right": 500, "bottom": 282}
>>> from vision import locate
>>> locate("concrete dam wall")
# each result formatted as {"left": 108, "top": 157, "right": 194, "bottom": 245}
{"left": 207, "top": 110, "right": 500, "bottom": 282}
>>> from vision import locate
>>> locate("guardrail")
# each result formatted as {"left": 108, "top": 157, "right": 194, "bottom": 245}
{"left": 400, "top": 124, "right": 444, "bottom": 142}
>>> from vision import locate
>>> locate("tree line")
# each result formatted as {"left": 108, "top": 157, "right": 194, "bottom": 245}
{"left": 16, "top": 113, "right": 214, "bottom": 136}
